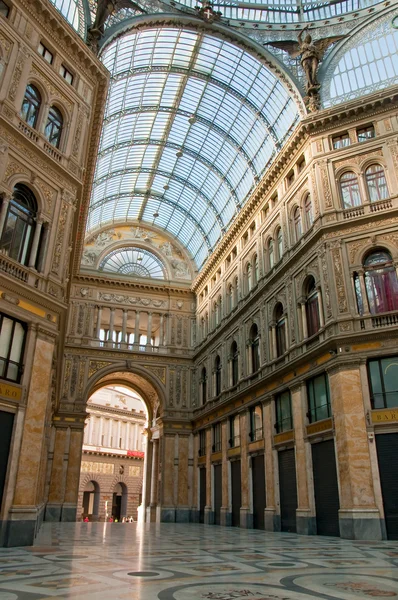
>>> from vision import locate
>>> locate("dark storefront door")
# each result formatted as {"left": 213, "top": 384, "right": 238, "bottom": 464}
{"left": 252, "top": 454, "right": 266, "bottom": 530}
{"left": 376, "top": 433, "right": 398, "bottom": 539}
{"left": 312, "top": 439, "right": 340, "bottom": 536}
{"left": 199, "top": 468, "right": 206, "bottom": 523}
{"left": 214, "top": 464, "right": 222, "bottom": 525}
{"left": 0, "top": 410, "right": 14, "bottom": 511}
{"left": 278, "top": 448, "right": 297, "bottom": 532}
{"left": 231, "top": 460, "right": 241, "bottom": 527}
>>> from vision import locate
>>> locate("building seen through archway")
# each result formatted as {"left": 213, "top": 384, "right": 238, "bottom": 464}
{"left": 78, "top": 385, "right": 146, "bottom": 521}
{"left": 0, "top": 0, "right": 398, "bottom": 548}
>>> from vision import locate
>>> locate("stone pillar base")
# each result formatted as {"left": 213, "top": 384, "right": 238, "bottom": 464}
{"left": 190, "top": 509, "right": 200, "bottom": 523}
{"left": 5, "top": 506, "right": 41, "bottom": 547}
{"left": 146, "top": 505, "right": 157, "bottom": 522}
{"left": 240, "top": 507, "right": 252, "bottom": 529}
{"left": 157, "top": 506, "right": 176, "bottom": 522}
{"left": 175, "top": 508, "right": 190, "bottom": 523}
{"left": 45, "top": 503, "right": 62, "bottom": 522}
{"left": 339, "top": 509, "right": 384, "bottom": 540}
{"left": 296, "top": 509, "right": 316, "bottom": 535}
{"left": 220, "top": 507, "right": 231, "bottom": 527}
{"left": 61, "top": 503, "right": 77, "bottom": 522}
{"left": 264, "top": 508, "right": 278, "bottom": 532}
{"left": 204, "top": 506, "right": 214, "bottom": 525}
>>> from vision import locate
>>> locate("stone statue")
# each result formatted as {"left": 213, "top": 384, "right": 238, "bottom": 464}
{"left": 266, "top": 27, "right": 345, "bottom": 112}
{"left": 87, "top": 0, "right": 146, "bottom": 52}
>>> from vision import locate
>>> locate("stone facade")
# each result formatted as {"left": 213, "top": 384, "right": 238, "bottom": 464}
{"left": 0, "top": 0, "right": 397, "bottom": 547}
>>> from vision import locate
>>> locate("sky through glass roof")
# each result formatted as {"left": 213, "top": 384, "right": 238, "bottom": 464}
{"left": 88, "top": 26, "right": 300, "bottom": 268}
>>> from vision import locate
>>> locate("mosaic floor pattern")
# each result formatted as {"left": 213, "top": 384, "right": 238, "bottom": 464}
{"left": 0, "top": 523, "right": 397, "bottom": 599}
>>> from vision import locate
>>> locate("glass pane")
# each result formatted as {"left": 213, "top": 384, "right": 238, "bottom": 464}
{"left": 0, "top": 317, "right": 13, "bottom": 358}
{"left": 9, "top": 322, "right": 24, "bottom": 362}
{"left": 380, "top": 357, "right": 398, "bottom": 408}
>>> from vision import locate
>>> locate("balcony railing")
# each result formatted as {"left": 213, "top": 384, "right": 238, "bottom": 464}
{"left": 0, "top": 253, "right": 29, "bottom": 282}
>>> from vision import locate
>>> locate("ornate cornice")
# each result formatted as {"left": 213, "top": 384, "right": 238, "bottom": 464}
{"left": 72, "top": 273, "right": 194, "bottom": 296}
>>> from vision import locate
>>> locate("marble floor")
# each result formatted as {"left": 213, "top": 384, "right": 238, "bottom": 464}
{"left": 0, "top": 523, "right": 397, "bottom": 600}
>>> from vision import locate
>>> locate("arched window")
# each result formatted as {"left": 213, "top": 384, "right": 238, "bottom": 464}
{"left": 233, "top": 276, "right": 239, "bottom": 307}
{"left": 304, "top": 194, "right": 313, "bottom": 229}
{"left": 0, "top": 184, "right": 38, "bottom": 265}
{"left": 365, "top": 164, "right": 388, "bottom": 202}
{"left": 268, "top": 239, "right": 274, "bottom": 269}
{"left": 253, "top": 254, "right": 259, "bottom": 285}
{"left": 45, "top": 106, "right": 63, "bottom": 148}
{"left": 246, "top": 262, "right": 252, "bottom": 293}
{"left": 217, "top": 295, "right": 222, "bottom": 325}
{"left": 276, "top": 228, "right": 283, "bottom": 261}
{"left": 275, "top": 303, "right": 286, "bottom": 357}
{"left": 227, "top": 283, "right": 233, "bottom": 312}
{"left": 305, "top": 276, "right": 320, "bottom": 337}
{"left": 293, "top": 206, "right": 302, "bottom": 242}
{"left": 249, "top": 323, "right": 260, "bottom": 373}
{"left": 205, "top": 312, "right": 209, "bottom": 336}
{"left": 215, "top": 355, "right": 221, "bottom": 397}
{"left": 356, "top": 250, "right": 398, "bottom": 315}
{"left": 231, "top": 341, "right": 239, "bottom": 386}
{"left": 213, "top": 301, "right": 218, "bottom": 328}
{"left": 340, "top": 171, "right": 361, "bottom": 208}
{"left": 201, "top": 367, "right": 207, "bottom": 405}
{"left": 21, "top": 84, "right": 41, "bottom": 128}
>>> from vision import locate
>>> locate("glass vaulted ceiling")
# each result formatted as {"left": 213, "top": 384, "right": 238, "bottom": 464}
{"left": 88, "top": 27, "right": 300, "bottom": 268}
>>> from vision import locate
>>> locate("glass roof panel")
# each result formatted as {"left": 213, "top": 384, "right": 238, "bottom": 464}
{"left": 100, "top": 247, "right": 165, "bottom": 279}
{"left": 49, "top": 0, "right": 86, "bottom": 36}
{"left": 88, "top": 26, "right": 300, "bottom": 268}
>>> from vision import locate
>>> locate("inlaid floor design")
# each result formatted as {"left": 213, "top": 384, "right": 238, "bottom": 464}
{"left": 0, "top": 523, "right": 397, "bottom": 599}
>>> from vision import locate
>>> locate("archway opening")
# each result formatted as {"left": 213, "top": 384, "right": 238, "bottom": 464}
{"left": 78, "top": 384, "right": 148, "bottom": 522}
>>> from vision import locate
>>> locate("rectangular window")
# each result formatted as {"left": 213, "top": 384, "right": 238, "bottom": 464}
{"left": 101, "top": 434, "right": 104, "bottom": 446}
{"left": 368, "top": 357, "right": 398, "bottom": 409}
{"left": 249, "top": 405, "right": 263, "bottom": 441}
{"left": 0, "top": 313, "right": 27, "bottom": 383}
{"left": 275, "top": 391, "right": 293, "bottom": 434}
{"left": 213, "top": 423, "right": 221, "bottom": 453}
{"left": 307, "top": 373, "right": 331, "bottom": 423}
{"left": 357, "top": 125, "right": 375, "bottom": 142}
{"left": 199, "top": 430, "right": 206, "bottom": 457}
{"left": 38, "top": 42, "right": 53, "bottom": 64}
{"left": 0, "top": 1, "right": 10, "bottom": 17}
{"left": 229, "top": 414, "right": 240, "bottom": 448}
{"left": 332, "top": 132, "right": 350, "bottom": 149}
{"left": 59, "top": 65, "right": 74, "bottom": 85}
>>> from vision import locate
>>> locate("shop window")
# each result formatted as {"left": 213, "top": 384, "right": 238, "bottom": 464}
{"left": 340, "top": 171, "right": 361, "bottom": 208}
{"left": 45, "top": 106, "right": 63, "bottom": 148}
{"left": 231, "top": 341, "right": 239, "bottom": 386}
{"left": 0, "top": 313, "right": 27, "bottom": 383}
{"left": 60, "top": 64, "right": 74, "bottom": 85}
{"left": 365, "top": 164, "right": 388, "bottom": 202}
{"left": 357, "top": 125, "right": 375, "bottom": 142}
{"left": 249, "top": 405, "right": 263, "bottom": 441}
{"left": 275, "top": 390, "right": 293, "bottom": 433}
{"left": 212, "top": 423, "right": 221, "bottom": 453}
{"left": 229, "top": 414, "right": 240, "bottom": 448}
{"left": 199, "top": 430, "right": 206, "bottom": 457}
{"left": 249, "top": 323, "right": 260, "bottom": 373}
{"left": 305, "top": 276, "right": 320, "bottom": 337}
{"left": 368, "top": 356, "right": 398, "bottom": 409}
{"left": 307, "top": 373, "right": 331, "bottom": 423}
{"left": 38, "top": 42, "right": 53, "bottom": 64}
{"left": 0, "top": 184, "right": 38, "bottom": 266}
{"left": 332, "top": 132, "right": 350, "bottom": 149}
{"left": 21, "top": 84, "right": 41, "bottom": 128}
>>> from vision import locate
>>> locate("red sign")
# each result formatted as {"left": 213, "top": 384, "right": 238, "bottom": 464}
{"left": 127, "top": 450, "right": 145, "bottom": 458}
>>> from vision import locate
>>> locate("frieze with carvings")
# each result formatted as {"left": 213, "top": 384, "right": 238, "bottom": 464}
{"left": 330, "top": 245, "right": 348, "bottom": 313}
{"left": 98, "top": 293, "right": 167, "bottom": 309}
{"left": 334, "top": 149, "right": 383, "bottom": 171}
{"left": 30, "top": 66, "right": 73, "bottom": 112}
{"left": 0, "top": 32, "right": 12, "bottom": 56}
{"left": 143, "top": 365, "right": 166, "bottom": 385}
{"left": 8, "top": 47, "right": 28, "bottom": 101}
{"left": 88, "top": 360, "right": 113, "bottom": 379}
{"left": 4, "top": 160, "right": 30, "bottom": 182}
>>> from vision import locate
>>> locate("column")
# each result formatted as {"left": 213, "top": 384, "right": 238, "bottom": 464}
{"left": 98, "top": 416, "right": 104, "bottom": 447}
{"left": 204, "top": 428, "right": 212, "bottom": 524}
{"left": 122, "top": 309, "right": 128, "bottom": 344}
{"left": 263, "top": 400, "right": 278, "bottom": 531}
{"left": 159, "top": 313, "right": 164, "bottom": 346}
{"left": 95, "top": 306, "right": 103, "bottom": 340}
{"left": 28, "top": 219, "right": 43, "bottom": 268}
{"left": 126, "top": 422, "right": 130, "bottom": 450}
{"left": 329, "top": 364, "right": 382, "bottom": 539}
{"left": 117, "top": 420, "right": 121, "bottom": 449}
{"left": 134, "top": 310, "right": 140, "bottom": 345}
{"left": 239, "top": 411, "right": 250, "bottom": 528}
{"left": 106, "top": 419, "right": 112, "bottom": 447}
{"left": 62, "top": 426, "right": 85, "bottom": 521}
{"left": 300, "top": 301, "right": 308, "bottom": 340}
{"left": 317, "top": 287, "right": 325, "bottom": 328}
{"left": 150, "top": 439, "right": 159, "bottom": 507}
{"left": 291, "top": 382, "right": 315, "bottom": 535}
{"left": 140, "top": 430, "right": 152, "bottom": 523}
{"left": 134, "top": 423, "right": 139, "bottom": 450}
{"left": 146, "top": 312, "right": 153, "bottom": 346}
{"left": 108, "top": 308, "right": 115, "bottom": 343}
{"left": 0, "top": 194, "right": 11, "bottom": 238}
{"left": 88, "top": 416, "right": 94, "bottom": 445}
{"left": 357, "top": 270, "right": 370, "bottom": 315}
{"left": 220, "top": 420, "right": 230, "bottom": 526}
